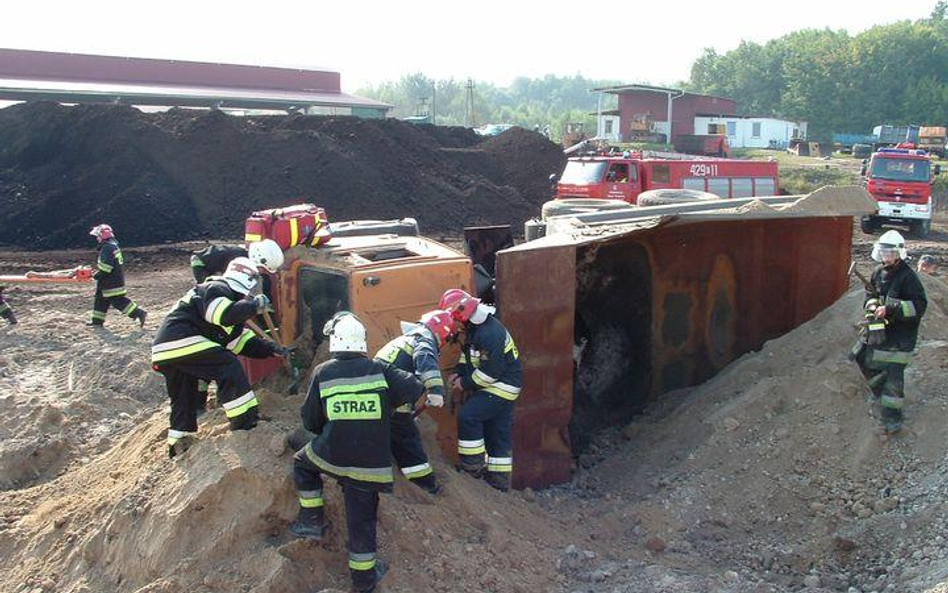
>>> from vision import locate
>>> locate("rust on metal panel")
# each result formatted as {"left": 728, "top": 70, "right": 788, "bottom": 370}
{"left": 497, "top": 212, "right": 855, "bottom": 488}
{"left": 496, "top": 243, "right": 577, "bottom": 489}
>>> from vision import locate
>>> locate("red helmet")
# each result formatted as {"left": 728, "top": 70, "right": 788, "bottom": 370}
{"left": 89, "top": 224, "right": 114, "bottom": 242}
{"left": 439, "top": 288, "right": 480, "bottom": 323}
{"left": 421, "top": 309, "right": 456, "bottom": 344}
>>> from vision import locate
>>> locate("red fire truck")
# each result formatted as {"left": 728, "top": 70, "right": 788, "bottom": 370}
{"left": 860, "top": 148, "right": 941, "bottom": 237}
{"left": 553, "top": 152, "right": 780, "bottom": 203}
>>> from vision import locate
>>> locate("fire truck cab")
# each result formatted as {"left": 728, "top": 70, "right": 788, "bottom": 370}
{"left": 554, "top": 154, "right": 780, "bottom": 203}
{"left": 860, "top": 148, "right": 941, "bottom": 237}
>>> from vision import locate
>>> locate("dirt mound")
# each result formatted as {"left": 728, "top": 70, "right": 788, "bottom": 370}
{"left": 0, "top": 263, "right": 569, "bottom": 593}
{"left": 0, "top": 103, "right": 565, "bottom": 249}
{"left": 546, "top": 274, "right": 948, "bottom": 592}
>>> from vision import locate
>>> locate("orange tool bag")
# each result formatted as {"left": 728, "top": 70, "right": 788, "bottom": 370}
{"left": 244, "top": 204, "right": 332, "bottom": 250}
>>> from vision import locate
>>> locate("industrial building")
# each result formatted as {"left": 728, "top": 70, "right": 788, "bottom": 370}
{"left": 593, "top": 83, "right": 805, "bottom": 148}
{"left": 0, "top": 48, "right": 391, "bottom": 117}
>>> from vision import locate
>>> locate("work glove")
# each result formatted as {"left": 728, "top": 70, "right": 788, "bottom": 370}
{"left": 426, "top": 393, "right": 445, "bottom": 408}
{"left": 252, "top": 294, "right": 271, "bottom": 313}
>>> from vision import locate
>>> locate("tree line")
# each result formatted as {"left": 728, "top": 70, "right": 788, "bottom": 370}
{"left": 358, "top": 3, "right": 948, "bottom": 141}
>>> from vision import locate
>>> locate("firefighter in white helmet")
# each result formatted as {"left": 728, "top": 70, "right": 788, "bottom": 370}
{"left": 188, "top": 239, "right": 285, "bottom": 412}
{"left": 190, "top": 239, "right": 285, "bottom": 283}
{"left": 290, "top": 311, "right": 424, "bottom": 593}
{"left": 852, "top": 230, "right": 927, "bottom": 433}
{"left": 151, "top": 257, "right": 291, "bottom": 457}
{"left": 88, "top": 224, "right": 147, "bottom": 328}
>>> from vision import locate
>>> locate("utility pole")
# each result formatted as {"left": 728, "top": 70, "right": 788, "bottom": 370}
{"left": 466, "top": 78, "right": 476, "bottom": 128}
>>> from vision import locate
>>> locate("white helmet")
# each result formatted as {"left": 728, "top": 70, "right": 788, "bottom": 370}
{"left": 222, "top": 257, "right": 260, "bottom": 295}
{"left": 322, "top": 311, "right": 367, "bottom": 353}
{"left": 871, "top": 230, "right": 908, "bottom": 262}
{"left": 248, "top": 239, "right": 285, "bottom": 273}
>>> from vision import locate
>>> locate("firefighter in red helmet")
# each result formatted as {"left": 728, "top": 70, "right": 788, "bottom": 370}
{"left": 373, "top": 309, "right": 455, "bottom": 494}
{"left": 440, "top": 288, "right": 522, "bottom": 491}
{"left": 88, "top": 224, "right": 147, "bottom": 328}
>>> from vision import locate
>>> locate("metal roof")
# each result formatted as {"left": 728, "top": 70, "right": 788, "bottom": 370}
{"left": 590, "top": 83, "right": 734, "bottom": 104}
{"left": 0, "top": 48, "right": 391, "bottom": 112}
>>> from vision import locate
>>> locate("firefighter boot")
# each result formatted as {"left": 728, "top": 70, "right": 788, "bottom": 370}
{"left": 412, "top": 473, "right": 442, "bottom": 495}
{"left": 289, "top": 507, "right": 329, "bottom": 541}
{"left": 133, "top": 308, "right": 148, "bottom": 328}
{"left": 457, "top": 454, "right": 486, "bottom": 478}
{"left": 229, "top": 406, "right": 259, "bottom": 431}
{"left": 485, "top": 471, "right": 511, "bottom": 492}
{"left": 168, "top": 435, "right": 196, "bottom": 459}
{"left": 2, "top": 310, "right": 16, "bottom": 325}
{"left": 882, "top": 407, "right": 903, "bottom": 434}
{"left": 354, "top": 558, "right": 388, "bottom": 593}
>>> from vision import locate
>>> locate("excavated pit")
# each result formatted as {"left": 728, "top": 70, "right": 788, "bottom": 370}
{"left": 569, "top": 241, "right": 652, "bottom": 452}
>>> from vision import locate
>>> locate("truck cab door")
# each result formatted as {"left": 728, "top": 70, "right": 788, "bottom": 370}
{"left": 605, "top": 162, "right": 639, "bottom": 203}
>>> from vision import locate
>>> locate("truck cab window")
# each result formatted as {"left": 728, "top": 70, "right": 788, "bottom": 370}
{"left": 299, "top": 267, "right": 350, "bottom": 348}
{"left": 607, "top": 164, "right": 630, "bottom": 183}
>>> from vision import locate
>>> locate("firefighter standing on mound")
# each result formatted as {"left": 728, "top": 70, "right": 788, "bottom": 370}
{"left": 88, "top": 224, "right": 147, "bottom": 327}
{"left": 188, "top": 239, "right": 285, "bottom": 413}
{"left": 441, "top": 288, "right": 522, "bottom": 492}
{"left": 852, "top": 230, "right": 927, "bottom": 433}
{"left": 290, "top": 312, "right": 424, "bottom": 593}
{"left": 151, "top": 257, "right": 291, "bottom": 457}
{"left": 374, "top": 310, "right": 454, "bottom": 494}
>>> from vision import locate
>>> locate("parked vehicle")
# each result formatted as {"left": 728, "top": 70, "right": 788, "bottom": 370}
{"left": 860, "top": 148, "right": 941, "bottom": 237}
{"left": 552, "top": 152, "right": 779, "bottom": 203}
{"left": 919, "top": 126, "right": 947, "bottom": 158}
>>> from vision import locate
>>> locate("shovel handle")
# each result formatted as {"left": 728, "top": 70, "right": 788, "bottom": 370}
{"left": 261, "top": 309, "right": 284, "bottom": 346}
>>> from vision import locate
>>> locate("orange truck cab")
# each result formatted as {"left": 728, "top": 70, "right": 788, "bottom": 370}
{"left": 860, "top": 148, "right": 941, "bottom": 237}
{"left": 241, "top": 229, "right": 475, "bottom": 461}
{"left": 553, "top": 154, "right": 779, "bottom": 203}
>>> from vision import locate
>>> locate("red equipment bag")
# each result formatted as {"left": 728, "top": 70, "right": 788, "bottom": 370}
{"left": 244, "top": 204, "right": 332, "bottom": 250}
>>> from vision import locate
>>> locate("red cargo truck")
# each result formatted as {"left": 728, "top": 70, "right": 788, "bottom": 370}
{"left": 553, "top": 153, "right": 779, "bottom": 203}
{"left": 860, "top": 148, "right": 941, "bottom": 237}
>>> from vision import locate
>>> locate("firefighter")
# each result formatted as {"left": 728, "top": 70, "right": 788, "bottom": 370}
{"left": 190, "top": 239, "right": 284, "bottom": 283}
{"left": 152, "top": 257, "right": 290, "bottom": 458}
{"left": 374, "top": 310, "right": 454, "bottom": 494}
{"left": 917, "top": 254, "right": 937, "bottom": 276}
{"left": 190, "top": 239, "right": 285, "bottom": 413}
{"left": 440, "top": 288, "right": 522, "bottom": 492}
{"left": 88, "top": 224, "right": 147, "bottom": 328}
{"left": 0, "top": 285, "right": 17, "bottom": 325}
{"left": 290, "top": 311, "right": 424, "bottom": 593}
{"left": 852, "top": 230, "right": 927, "bottom": 433}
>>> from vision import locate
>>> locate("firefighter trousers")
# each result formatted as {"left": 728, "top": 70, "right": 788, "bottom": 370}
{"left": 457, "top": 391, "right": 514, "bottom": 489}
{"left": 91, "top": 287, "right": 139, "bottom": 324}
{"left": 857, "top": 346, "right": 908, "bottom": 413}
{"left": 293, "top": 450, "right": 381, "bottom": 592}
{"left": 391, "top": 411, "right": 437, "bottom": 491}
{"left": 157, "top": 349, "right": 260, "bottom": 445}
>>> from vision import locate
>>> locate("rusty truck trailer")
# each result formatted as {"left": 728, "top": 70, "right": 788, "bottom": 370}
{"left": 494, "top": 187, "right": 876, "bottom": 488}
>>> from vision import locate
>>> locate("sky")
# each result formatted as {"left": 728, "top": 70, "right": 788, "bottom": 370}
{"left": 1, "top": 0, "right": 937, "bottom": 91}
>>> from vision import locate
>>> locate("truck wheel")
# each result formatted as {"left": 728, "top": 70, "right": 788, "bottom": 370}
{"left": 914, "top": 219, "right": 931, "bottom": 238}
{"left": 860, "top": 216, "right": 878, "bottom": 234}
{"left": 541, "top": 199, "right": 632, "bottom": 220}
{"left": 636, "top": 189, "right": 719, "bottom": 206}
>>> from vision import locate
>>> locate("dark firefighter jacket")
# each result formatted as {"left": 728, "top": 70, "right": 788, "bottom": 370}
{"left": 867, "top": 259, "right": 928, "bottom": 356}
{"left": 94, "top": 239, "right": 127, "bottom": 298}
{"left": 300, "top": 354, "right": 424, "bottom": 492}
{"left": 151, "top": 279, "right": 275, "bottom": 364}
{"left": 190, "top": 245, "right": 248, "bottom": 279}
{"left": 457, "top": 313, "right": 522, "bottom": 401}
{"left": 375, "top": 326, "right": 445, "bottom": 410}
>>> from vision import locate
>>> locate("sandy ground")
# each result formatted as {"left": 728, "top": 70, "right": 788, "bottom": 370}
{"left": 1, "top": 221, "right": 948, "bottom": 593}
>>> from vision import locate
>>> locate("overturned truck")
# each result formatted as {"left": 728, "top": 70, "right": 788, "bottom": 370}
{"left": 495, "top": 186, "right": 875, "bottom": 488}
{"left": 256, "top": 187, "right": 875, "bottom": 489}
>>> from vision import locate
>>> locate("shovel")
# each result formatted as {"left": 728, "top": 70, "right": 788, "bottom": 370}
{"left": 246, "top": 317, "right": 302, "bottom": 395}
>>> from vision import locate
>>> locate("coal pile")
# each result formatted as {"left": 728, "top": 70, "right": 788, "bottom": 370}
{"left": 0, "top": 103, "right": 566, "bottom": 249}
